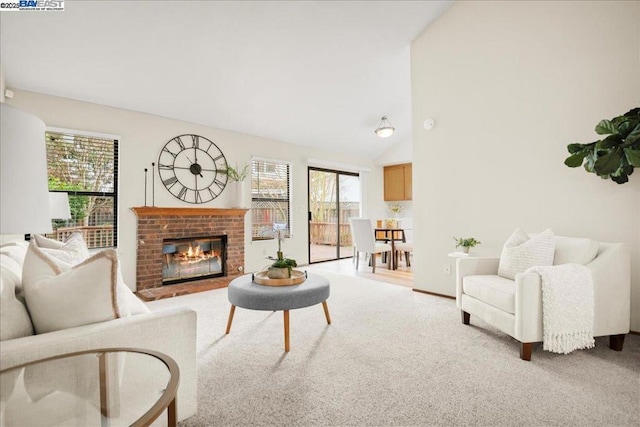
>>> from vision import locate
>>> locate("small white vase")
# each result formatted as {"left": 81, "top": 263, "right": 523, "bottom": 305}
{"left": 232, "top": 181, "right": 245, "bottom": 208}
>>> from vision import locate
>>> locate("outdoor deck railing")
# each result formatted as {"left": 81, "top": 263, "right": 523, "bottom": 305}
{"left": 251, "top": 222, "right": 352, "bottom": 246}
{"left": 309, "top": 222, "right": 352, "bottom": 246}
{"left": 48, "top": 225, "right": 114, "bottom": 248}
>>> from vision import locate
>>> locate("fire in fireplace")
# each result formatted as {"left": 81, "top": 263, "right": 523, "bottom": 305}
{"left": 162, "top": 235, "right": 227, "bottom": 285}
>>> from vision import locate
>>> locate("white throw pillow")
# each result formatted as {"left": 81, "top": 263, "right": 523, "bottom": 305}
{"left": 498, "top": 228, "right": 555, "bottom": 280}
{"left": 0, "top": 263, "right": 34, "bottom": 341}
{"left": 553, "top": 236, "right": 599, "bottom": 265}
{"left": 32, "top": 232, "right": 90, "bottom": 266}
{"left": 22, "top": 244, "right": 147, "bottom": 334}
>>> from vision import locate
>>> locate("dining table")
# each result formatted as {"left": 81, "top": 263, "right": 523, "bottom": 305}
{"left": 374, "top": 227, "right": 406, "bottom": 270}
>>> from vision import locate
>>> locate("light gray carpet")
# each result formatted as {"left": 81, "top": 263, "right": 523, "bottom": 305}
{"left": 148, "top": 269, "right": 640, "bottom": 426}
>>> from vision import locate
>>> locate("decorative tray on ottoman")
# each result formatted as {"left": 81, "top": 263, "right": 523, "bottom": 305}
{"left": 253, "top": 270, "right": 307, "bottom": 287}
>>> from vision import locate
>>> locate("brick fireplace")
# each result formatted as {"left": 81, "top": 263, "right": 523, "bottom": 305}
{"left": 131, "top": 207, "right": 248, "bottom": 301}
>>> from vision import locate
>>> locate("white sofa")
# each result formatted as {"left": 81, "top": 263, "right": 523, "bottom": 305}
{"left": 0, "top": 241, "right": 198, "bottom": 421}
{"left": 456, "top": 236, "right": 630, "bottom": 360}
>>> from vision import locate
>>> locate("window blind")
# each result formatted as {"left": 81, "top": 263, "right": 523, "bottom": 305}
{"left": 251, "top": 159, "right": 290, "bottom": 240}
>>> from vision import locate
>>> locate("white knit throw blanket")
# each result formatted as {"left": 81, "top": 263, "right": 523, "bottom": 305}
{"left": 526, "top": 264, "right": 595, "bottom": 354}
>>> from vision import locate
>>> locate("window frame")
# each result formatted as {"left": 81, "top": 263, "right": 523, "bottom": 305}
{"left": 250, "top": 156, "right": 292, "bottom": 241}
{"left": 45, "top": 127, "right": 120, "bottom": 248}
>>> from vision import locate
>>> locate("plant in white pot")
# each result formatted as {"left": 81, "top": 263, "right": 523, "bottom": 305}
{"left": 267, "top": 226, "right": 297, "bottom": 279}
{"left": 453, "top": 237, "right": 481, "bottom": 254}
{"left": 219, "top": 163, "right": 249, "bottom": 208}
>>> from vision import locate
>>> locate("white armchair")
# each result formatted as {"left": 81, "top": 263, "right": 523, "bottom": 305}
{"left": 456, "top": 237, "right": 630, "bottom": 361}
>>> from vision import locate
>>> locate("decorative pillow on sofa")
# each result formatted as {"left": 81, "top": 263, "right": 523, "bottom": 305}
{"left": 498, "top": 228, "right": 555, "bottom": 280}
{"left": 553, "top": 236, "right": 599, "bottom": 266}
{"left": 0, "top": 262, "right": 34, "bottom": 341}
{"left": 22, "top": 243, "right": 148, "bottom": 334}
{"left": 32, "top": 232, "right": 90, "bottom": 266}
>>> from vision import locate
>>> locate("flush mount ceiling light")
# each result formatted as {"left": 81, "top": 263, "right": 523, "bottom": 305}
{"left": 374, "top": 116, "right": 395, "bottom": 138}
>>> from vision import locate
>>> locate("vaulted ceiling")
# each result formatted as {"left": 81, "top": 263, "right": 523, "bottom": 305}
{"left": 1, "top": 1, "right": 452, "bottom": 160}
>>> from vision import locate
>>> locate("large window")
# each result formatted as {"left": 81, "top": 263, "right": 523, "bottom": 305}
{"left": 251, "top": 159, "right": 291, "bottom": 240}
{"left": 45, "top": 129, "right": 118, "bottom": 248}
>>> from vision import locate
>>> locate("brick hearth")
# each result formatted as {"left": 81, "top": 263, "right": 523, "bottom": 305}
{"left": 131, "top": 207, "right": 248, "bottom": 301}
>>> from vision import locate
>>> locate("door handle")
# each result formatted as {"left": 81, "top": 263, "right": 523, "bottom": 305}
{"left": 308, "top": 212, "right": 312, "bottom": 221}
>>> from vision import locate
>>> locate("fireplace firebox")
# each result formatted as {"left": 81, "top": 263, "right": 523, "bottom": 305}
{"left": 162, "top": 236, "right": 227, "bottom": 285}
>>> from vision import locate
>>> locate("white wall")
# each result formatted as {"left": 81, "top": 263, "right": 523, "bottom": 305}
{"left": 6, "top": 90, "right": 382, "bottom": 287}
{"left": 411, "top": 1, "right": 640, "bottom": 329}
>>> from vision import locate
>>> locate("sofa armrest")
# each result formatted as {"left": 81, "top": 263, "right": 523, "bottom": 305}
{"left": 456, "top": 257, "right": 499, "bottom": 308}
{"left": 0, "top": 306, "right": 197, "bottom": 422}
{"left": 514, "top": 272, "right": 542, "bottom": 342}
{"left": 586, "top": 243, "right": 630, "bottom": 335}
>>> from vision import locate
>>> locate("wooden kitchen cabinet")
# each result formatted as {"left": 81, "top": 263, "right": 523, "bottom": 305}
{"left": 384, "top": 163, "right": 412, "bottom": 201}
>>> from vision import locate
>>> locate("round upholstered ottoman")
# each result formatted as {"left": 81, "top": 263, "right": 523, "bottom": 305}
{"left": 225, "top": 273, "right": 331, "bottom": 352}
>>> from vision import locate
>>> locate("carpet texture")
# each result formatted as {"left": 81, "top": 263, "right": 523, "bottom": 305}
{"left": 148, "top": 269, "right": 640, "bottom": 426}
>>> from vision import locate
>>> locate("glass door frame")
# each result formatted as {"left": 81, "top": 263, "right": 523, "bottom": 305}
{"left": 307, "top": 167, "right": 360, "bottom": 264}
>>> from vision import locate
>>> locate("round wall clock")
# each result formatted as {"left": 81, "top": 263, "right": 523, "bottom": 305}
{"left": 157, "top": 134, "right": 228, "bottom": 204}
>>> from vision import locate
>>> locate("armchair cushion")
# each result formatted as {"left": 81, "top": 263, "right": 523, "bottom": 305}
{"left": 463, "top": 275, "right": 515, "bottom": 314}
{"left": 553, "top": 236, "right": 598, "bottom": 265}
{"left": 498, "top": 228, "right": 555, "bottom": 280}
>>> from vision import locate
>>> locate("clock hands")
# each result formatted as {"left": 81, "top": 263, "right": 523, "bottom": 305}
{"left": 185, "top": 154, "right": 204, "bottom": 177}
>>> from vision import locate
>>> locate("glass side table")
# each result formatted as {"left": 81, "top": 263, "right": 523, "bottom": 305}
{"left": 0, "top": 347, "right": 179, "bottom": 427}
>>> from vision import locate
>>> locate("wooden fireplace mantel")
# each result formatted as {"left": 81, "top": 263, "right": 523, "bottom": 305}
{"left": 131, "top": 206, "right": 249, "bottom": 217}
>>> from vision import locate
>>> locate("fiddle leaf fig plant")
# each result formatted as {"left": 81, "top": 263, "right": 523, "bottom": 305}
{"left": 564, "top": 107, "right": 640, "bottom": 184}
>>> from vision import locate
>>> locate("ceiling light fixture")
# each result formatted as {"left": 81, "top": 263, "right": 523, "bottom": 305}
{"left": 374, "top": 116, "right": 395, "bottom": 138}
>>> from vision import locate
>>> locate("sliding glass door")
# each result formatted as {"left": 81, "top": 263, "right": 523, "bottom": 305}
{"left": 308, "top": 167, "right": 360, "bottom": 263}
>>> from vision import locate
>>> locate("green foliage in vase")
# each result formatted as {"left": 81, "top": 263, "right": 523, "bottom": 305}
{"left": 453, "top": 237, "right": 481, "bottom": 248}
{"left": 564, "top": 107, "right": 640, "bottom": 184}
{"left": 219, "top": 163, "right": 249, "bottom": 181}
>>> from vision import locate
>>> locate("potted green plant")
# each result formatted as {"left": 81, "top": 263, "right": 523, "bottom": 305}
{"left": 453, "top": 237, "right": 481, "bottom": 254}
{"left": 564, "top": 108, "right": 640, "bottom": 184}
{"left": 267, "top": 226, "right": 297, "bottom": 279}
{"left": 220, "top": 163, "right": 249, "bottom": 182}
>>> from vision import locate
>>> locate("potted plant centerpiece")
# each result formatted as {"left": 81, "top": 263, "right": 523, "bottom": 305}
{"left": 267, "top": 226, "right": 297, "bottom": 279}
{"left": 219, "top": 163, "right": 249, "bottom": 207}
{"left": 453, "top": 236, "right": 481, "bottom": 254}
{"left": 384, "top": 203, "right": 403, "bottom": 228}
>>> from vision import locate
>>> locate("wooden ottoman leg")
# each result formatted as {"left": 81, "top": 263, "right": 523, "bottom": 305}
{"left": 284, "top": 310, "right": 290, "bottom": 352}
{"left": 225, "top": 305, "right": 236, "bottom": 334}
{"left": 322, "top": 301, "right": 332, "bottom": 324}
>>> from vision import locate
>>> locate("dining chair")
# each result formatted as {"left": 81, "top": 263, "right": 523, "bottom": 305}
{"left": 349, "top": 218, "right": 392, "bottom": 273}
{"left": 395, "top": 242, "right": 413, "bottom": 267}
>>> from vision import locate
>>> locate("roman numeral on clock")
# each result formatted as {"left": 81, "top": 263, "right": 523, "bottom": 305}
{"left": 173, "top": 136, "right": 185, "bottom": 150}
{"left": 191, "top": 135, "right": 199, "bottom": 149}
{"left": 162, "top": 147, "right": 178, "bottom": 158}
{"left": 177, "top": 185, "right": 188, "bottom": 201}
{"left": 163, "top": 176, "right": 178, "bottom": 188}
